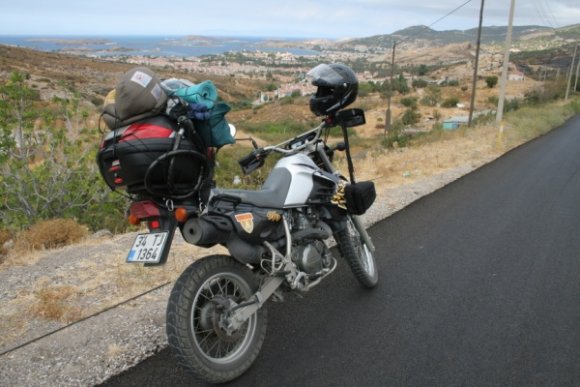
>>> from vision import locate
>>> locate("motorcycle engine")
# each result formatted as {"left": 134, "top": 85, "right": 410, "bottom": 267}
{"left": 290, "top": 210, "right": 331, "bottom": 274}
{"left": 292, "top": 240, "right": 326, "bottom": 274}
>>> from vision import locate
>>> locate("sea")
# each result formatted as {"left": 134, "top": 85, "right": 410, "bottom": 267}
{"left": 0, "top": 35, "right": 320, "bottom": 57}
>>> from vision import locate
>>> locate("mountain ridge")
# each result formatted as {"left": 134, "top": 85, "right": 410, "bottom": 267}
{"left": 340, "top": 24, "right": 579, "bottom": 48}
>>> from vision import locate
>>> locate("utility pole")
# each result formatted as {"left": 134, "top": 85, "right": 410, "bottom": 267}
{"left": 574, "top": 52, "right": 580, "bottom": 94}
{"left": 565, "top": 44, "right": 578, "bottom": 100}
{"left": 468, "top": 0, "right": 485, "bottom": 127}
{"left": 496, "top": 0, "right": 516, "bottom": 126}
{"left": 385, "top": 41, "right": 396, "bottom": 136}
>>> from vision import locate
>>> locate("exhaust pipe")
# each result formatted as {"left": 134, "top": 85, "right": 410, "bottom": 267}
{"left": 182, "top": 216, "right": 232, "bottom": 245}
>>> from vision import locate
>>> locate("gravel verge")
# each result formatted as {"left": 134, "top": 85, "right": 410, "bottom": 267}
{"left": 0, "top": 163, "right": 482, "bottom": 387}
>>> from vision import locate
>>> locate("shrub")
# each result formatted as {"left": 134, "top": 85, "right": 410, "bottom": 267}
{"left": 400, "top": 97, "right": 418, "bottom": 109}
{"left": 421, "top": 85, "right": 441, "bottom": 107}
{"left": 401, "top": 108, "right": 421, "bottom": 125}
{"left": 382, "top": 120, "right": 410, "bottom": 148}
{"left": 32, "top": 284, "right": 81, "bottom": 322}
{"left": 412, "top": 79, "right": 428, "bottom": 88}
{"left": 504, "top": 98, "right": 521, "bottom": 113}
{"left": 14, "top": 218, "right": 88, "bottom": 252}
{"left": 358, "top": 82, "right": 375, "bottom": 97}
{"left": 485, "top": 76, "right": 498, "bottom": 88}
{"left": 487, "top": 95, "right": 499, "bottom": 106}
{"left": 441, "top": 97, "right": 460, "bottom": 108}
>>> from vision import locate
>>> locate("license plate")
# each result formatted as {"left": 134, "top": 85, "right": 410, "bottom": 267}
{"left": 127, "top": 232, "right": 169, "bottom": 264}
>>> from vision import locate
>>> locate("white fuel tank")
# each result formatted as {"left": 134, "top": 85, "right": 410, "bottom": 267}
{"left": 272, "top": 153, "right": 338, "bottom": 207}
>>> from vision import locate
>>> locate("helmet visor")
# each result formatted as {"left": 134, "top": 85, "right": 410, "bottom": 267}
{"left": 307, "top": 64, "right": 345, "bottom": 86}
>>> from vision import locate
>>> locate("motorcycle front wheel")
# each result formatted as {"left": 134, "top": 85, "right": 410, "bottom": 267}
{"left": 335, "top": 214, "right": 379, "bottom": 288}
{"left": 166, "top": 255, "right": 267, "bottom": 384}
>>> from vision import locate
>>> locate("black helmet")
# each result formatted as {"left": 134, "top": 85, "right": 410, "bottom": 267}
{"left": 308, "top": 63, "right": 358, "bottom": 116}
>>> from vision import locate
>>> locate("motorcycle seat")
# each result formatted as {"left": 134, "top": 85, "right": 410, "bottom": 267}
{"left": 211, "top": 168, "right": 291, "bottom": 208}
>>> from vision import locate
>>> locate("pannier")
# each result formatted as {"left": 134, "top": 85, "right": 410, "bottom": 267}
{"left": 97, "top": 66, "right": 235, "bottom": 201}
{"left": 97, "top": 115, "right": 209, "bottom": 198}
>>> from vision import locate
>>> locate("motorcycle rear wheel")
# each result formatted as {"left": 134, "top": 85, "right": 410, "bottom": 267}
{"left": 166, "top": 255, "right": 267, "bottom": 384}
{"left": 335, "top": 214, "right": 379, "bottom": 288}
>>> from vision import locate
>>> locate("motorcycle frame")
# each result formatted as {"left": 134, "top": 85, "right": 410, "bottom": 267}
{"left": 219, "top": 119, "right": 376, "bottom": 328}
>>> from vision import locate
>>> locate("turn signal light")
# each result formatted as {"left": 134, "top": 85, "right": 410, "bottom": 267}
{"left": 128, "top": 214, "right": 140, "bottom": 225}
{"left": 174, "top": 207, "right": 189, "bottom": 223}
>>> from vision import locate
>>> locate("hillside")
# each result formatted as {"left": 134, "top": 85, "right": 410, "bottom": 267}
{"left": 0, "top": 45, "right": 265, "bottom": 108}
{"left": 339, "top": 24, "right": 580, "bottom": 55}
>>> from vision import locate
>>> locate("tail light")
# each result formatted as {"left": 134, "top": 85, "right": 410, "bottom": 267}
{"left": 148, "top": 219, "right": 161, "bottom": 230}
{"left": 128, "top": 200, "right": 162, "bottom": 226}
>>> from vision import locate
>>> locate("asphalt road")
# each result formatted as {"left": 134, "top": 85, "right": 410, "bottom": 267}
{"left": 102, "top": 116, "right": 580, "bottom": 387}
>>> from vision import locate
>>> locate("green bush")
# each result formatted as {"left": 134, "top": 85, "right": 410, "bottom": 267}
{"left": 401, "top": 108, "right": 421, "bottom": 125}
{"left": 420, "top": 85, "right": 441, "bottom": 107}
{"left": 400, "top": 97, "right": 418, "bottom": 109}
{"left": 412, "top": 79, "right": 428, "bottom": 89}
{"left": 382, "top": 120, "right": 411, "bottom": 148}
{"left": 441, "top": 97, "right": 459, "bottom": 108}
{"left": 485, "top": 76, "right": 498, "bottom": 88}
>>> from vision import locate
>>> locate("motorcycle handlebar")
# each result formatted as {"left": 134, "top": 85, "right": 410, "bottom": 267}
{"left": 237, "top": 121, "right": 332, "bottom": 174}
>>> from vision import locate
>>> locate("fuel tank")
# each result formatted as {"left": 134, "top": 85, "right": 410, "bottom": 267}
{"left": 272, "top": 153, "right": 339, "bottom": 207}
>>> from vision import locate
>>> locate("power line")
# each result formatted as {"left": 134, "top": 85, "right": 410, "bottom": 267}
{"left": 428, "top": 0, "right": 475, "bottom": 29}
{"left": 390, "top": 0, "right": 476, "bottom": 48}
{"left": 533, "top": 2, "right": 552, "bottom": 27}
{"left": 541, "top": 0, "right": 559, "bottom": 28}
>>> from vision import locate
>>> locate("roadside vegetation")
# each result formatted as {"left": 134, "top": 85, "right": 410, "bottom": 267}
{"left": 1, "top": 46, "right": 579, "bottom": 264}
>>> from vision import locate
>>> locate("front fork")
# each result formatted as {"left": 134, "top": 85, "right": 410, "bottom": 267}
{"left": 351, "top": 214, "right": 375, "bottom": 253}
{"left": 315, "top": 145, "right": 376, "bottom": 253}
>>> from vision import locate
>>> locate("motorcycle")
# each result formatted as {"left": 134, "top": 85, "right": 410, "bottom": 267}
{"left": 98, "top": 63, "right": 378, "bottom": 383}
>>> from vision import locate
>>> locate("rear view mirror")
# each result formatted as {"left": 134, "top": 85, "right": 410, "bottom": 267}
{"left": 336, "top": 109, "right": 365, "bottom": 128}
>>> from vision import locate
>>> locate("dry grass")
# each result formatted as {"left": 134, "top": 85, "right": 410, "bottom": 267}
{"left": 31, "top": 282, "right": 83, "bottom": 322}
{"left": 334, "top": 123, "right": 501, "bottom": 194}
{"left": 0, "top": 229, "right": 13, "bottom": 262}
{"left": 13, "top": 218, "right": 88, "bottom": 253}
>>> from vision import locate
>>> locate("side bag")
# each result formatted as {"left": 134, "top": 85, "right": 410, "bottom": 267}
{"left": 345, "top": 181, "right": 376, "bottom": 215}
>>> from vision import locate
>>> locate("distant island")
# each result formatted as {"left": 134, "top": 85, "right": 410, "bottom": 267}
{"left": 25, "top": 38, "right": 114, "bottom": 46}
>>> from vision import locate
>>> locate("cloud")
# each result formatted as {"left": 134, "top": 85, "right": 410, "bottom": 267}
{"left": 0, "top": 0, "right": 578, "bottom": 37}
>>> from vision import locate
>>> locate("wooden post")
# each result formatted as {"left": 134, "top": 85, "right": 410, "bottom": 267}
{"left": 385, "top": 41, "right": 396, "bottom": 136}
{"left": 496, "top": 0, "right": 515, "bottom": 126}
{"left": 468, "top": 0, "right": 485, "bottom": 127}
{"left": 566, "top": 44, "right": 578, "bottom": 100}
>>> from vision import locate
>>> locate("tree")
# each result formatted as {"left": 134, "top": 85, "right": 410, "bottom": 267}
{"left": 0, "top": 72, "right": 39, "bottom": 161}
{"left": 485, "top": 76, "right": 499, "bottom": 88}
{"left": 381, "top": 74, "right": 410, "bottom": 98}
{"left": 420, "top": 85, "right": 442, "bottom": 107}
{"left": 393, "top": 74, "right": 410, "bottom": 95}
{"left": 0, "top": 72, "right": 122, "bottom": 231}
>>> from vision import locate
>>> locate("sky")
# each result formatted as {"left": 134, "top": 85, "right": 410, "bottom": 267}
{"left": 0, "top": 0, "right": 579, "bottom": 39}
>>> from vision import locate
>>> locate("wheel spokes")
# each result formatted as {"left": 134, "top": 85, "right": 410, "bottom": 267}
{"left": 192, "top": 274, "right": 255, "bottom": 361}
